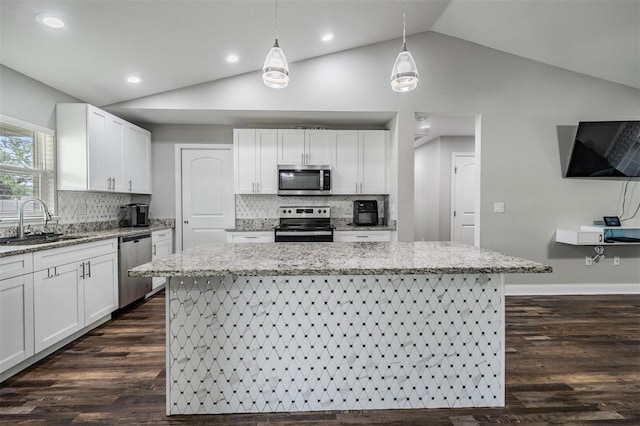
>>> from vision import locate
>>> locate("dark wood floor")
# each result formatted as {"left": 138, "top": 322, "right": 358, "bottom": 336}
{"left": 1, "top": 292, "right": 638, "bottom": 425}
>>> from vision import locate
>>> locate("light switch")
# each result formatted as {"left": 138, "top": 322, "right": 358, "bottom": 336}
{"left": 493, "top": 202, "right": 505, "bottom": 213}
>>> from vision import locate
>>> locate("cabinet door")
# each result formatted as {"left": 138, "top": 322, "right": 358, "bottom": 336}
{"left": 234, "top": 129, "right": 257, "bottom": 194}
{"left": 107, "top": 117, "right": 126, "bottom": 192}
{"left": 83, "top": 253, "right": 118, "bottom": 325}
{"left": 333, "top": 131, "right": 360, "bottom": 194}
{"left": 87, "top": 107, "right": 110, "bottom": 191}
{"left": 278, "top": 129, "right": 305, "bottom": 164}
{"left": 305, "top": 130, "right": 335, "bottom": 166}
{"left": 256, "top": 129, "right": 278, "bottom": 194}
{"left": 0, "top": 273, "right": 34, "bottom": 373}
{"left": 34, "top": 263, "right": 82, "bottom": 352}
{"left": 125, "top": 125, "right": 151, "bottom": 194}
{"left": 360, "top": 131, "right": 388, "bottom": 194}
{"left": 152, "top": 231, "right": 173, "bottom": 290}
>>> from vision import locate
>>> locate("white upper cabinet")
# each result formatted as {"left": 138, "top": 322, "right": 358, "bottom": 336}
{"left": 277, "top": 129, "right": 306, "bottom": 165}
{"left": 57, "top": 103, "right": 151, "bottom": 194}
{"left": 235, "top": 128, "right": 389, "bottom": 195}
{"left": 359, "top": 130, "right": 388, "bottom": 194}
{"left": 278, "top": 129, "right": 334, "bottom": 166}
{"left": 124, "top": 124, "right": 151, "bottom": 194}
{"left": 304, "top": 130, "right": 335, "bottom": 166}
{"left": 332, "top": 131, "right": 360, "bottom": 194}
{"left": 234, "top": 129, "right": 278, "bottom": 194}
{"left": 333, "top": 130, "right": 389, "bottom": 194}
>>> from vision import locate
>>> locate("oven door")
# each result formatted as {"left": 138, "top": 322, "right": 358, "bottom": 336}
{"left": 274, "top": 229, "right": 334, "bottom": 242}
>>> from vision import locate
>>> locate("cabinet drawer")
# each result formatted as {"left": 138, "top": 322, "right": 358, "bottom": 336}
{"left": 152, "top": 229, "right": 172, "bottom": 243}
{"left": 334, "top": 231, "right": 391, "bottom": 242}
{"left": 227, "top": 232, "right": 274, "bottom": 243}
{"left": 33, "top": 238, "right": 118, "bottom": 271}
{"left": 0, "top": 254, "right": 33, "bottom": 281}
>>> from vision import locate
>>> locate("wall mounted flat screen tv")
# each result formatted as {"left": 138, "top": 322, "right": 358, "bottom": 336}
{"left": 565, "top": 121, "right": 640, "bottom": 178}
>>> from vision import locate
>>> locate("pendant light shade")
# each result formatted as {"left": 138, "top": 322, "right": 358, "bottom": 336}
{"left": 390, "top": 43, "right": 418, "bottom": 92}
{"left": 263, "top": 39, "right": 289, "bottom": 88}
{"left": 390, "top": 3, "right": 418, "bottom": 92}
{"left": 263, "top": 0, "right": 289, "bottom": 88}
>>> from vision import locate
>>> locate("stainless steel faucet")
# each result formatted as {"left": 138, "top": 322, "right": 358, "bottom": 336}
{"left": 17, "top": 198, "right": 52, "bottom": 239}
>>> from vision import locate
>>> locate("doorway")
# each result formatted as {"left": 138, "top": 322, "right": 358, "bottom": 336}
{"left": 174, "top": 145, "right": 234, "bottom": 251}
{"left": 413, "top": 114, "right": 479, "bottom": 245}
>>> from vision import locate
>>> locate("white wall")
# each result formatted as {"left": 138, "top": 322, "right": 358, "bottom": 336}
{"left": 147, "top": 124, "right": 233, "bottom": 219}
{"left": 414, "top": 136, "right": 474, "bottom": 241}
{"left": 0, "top": 65, "right": 79, "bottom": 129}
{"left": 112, "top": 31, "right": 640, "bottom": 287}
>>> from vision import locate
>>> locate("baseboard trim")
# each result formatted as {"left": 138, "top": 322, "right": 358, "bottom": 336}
{"left": 506, "top": 283, "right": 640, "bottom": 296}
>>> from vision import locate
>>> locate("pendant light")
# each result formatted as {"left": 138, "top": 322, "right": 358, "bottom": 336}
{"left": 263, "top": 0, "right": 289, "bottom": 88}
{"left": 390, "top": 2, "right": 418, "bottom": 92}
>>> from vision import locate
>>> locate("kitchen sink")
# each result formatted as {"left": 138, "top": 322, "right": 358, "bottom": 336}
{"left": 0, "top": 233, "right": 86, "bottom": 246}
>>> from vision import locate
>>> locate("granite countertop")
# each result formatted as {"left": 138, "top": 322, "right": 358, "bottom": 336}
{"left": 129, "top": 241, "right": 552, "bottom": 277}
{"left": 226, "top": 219, "right": 397, "bottom": 232}
{"left": 0, "top": 224, "right": 173, "bottom": 257}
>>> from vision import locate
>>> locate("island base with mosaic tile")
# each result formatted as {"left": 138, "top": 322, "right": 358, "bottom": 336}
{"left": 166, "top": 273, "right": 504, "bottom": 415}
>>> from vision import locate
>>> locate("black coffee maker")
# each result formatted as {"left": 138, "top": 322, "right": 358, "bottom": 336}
{"left": 353, "top": 200, "right": 378, "bottom": 226}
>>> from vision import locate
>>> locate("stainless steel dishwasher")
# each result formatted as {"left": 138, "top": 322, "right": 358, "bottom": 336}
{"left": 118, "top": 233, "right": 152, "bottom": 308}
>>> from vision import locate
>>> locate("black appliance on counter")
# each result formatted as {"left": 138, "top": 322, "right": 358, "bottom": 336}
{"left": 119, "top": 203, "right": 149, "bottom": 227}
{"left": 274, "top": 206, "right": 333, "bottom": 242}
{"left": 353, "top": 200, "right": 378, "bottom": 226}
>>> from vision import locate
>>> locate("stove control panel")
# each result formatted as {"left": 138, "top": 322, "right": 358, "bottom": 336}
{"left": 279, "top": 206, "right": 331, "bottom": 218}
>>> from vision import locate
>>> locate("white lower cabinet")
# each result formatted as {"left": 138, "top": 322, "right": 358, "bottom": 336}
{"left": 152, "top": 230, "right": 173, "bottom": 290}
{"left": 33, "top": 262, "right": 83, "bottom": 353}
{"left": 334, "top": 230, "right": 391, "bottom": 242}
{"left": 32, "top": 239, "right": 118, "bottom": 353}
{"left": 0, "top": 255, "right": 34, "bottom": 373}
{"left": 227, "top": 231, "right": 274, "bottom": 243}
{"left": 83, "top": 252, "right": 118, "bottom": 325}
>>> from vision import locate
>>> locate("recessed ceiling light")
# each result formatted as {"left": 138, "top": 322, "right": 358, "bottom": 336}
{"left": 127, "top": 76, "right": 142, "bottom": 84}
{"left": 35, "top": 13, "right": 66, "bottom": 29}
{"left": 321, "top": 32, "right": 335, "bottom": 42}
{"left": 226, "top": 55, "right": 239, "bottom": 63}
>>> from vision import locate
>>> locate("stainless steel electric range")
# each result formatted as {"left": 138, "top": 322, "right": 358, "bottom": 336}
{"left": 274, "top": 206, "right": 333, "bottom": 242}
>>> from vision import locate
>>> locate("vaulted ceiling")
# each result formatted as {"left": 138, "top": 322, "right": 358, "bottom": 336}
{"left": 2, "top": 0, "right": 638, "bottom": 110}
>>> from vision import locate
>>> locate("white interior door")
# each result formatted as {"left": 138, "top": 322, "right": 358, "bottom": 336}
{"left": 451, "top": 153, "right": 476, "bottom": 245}
{"left": 180, "top": 147, "right": 234, "bottom": 250}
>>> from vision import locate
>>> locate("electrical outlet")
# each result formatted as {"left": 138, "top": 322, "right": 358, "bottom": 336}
{"left": 613, "top": 256, "right": 621, "bottom": 266}
{"left": 493, "top": 202, "right": 505, "bottom": 213}
{"left": 585, "top": 256, "right": 593, "bottom": 266}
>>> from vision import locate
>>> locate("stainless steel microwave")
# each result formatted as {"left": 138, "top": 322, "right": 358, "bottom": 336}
{"left": 278, "top": 165, "right": 331, "bottom": 196}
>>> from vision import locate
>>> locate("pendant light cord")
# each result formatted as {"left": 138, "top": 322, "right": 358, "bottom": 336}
{"left": 275, "top": 0, "right": 279, "bottom": 41}
{"left": 403, "top": 1, "right": 406, "bottom": 45}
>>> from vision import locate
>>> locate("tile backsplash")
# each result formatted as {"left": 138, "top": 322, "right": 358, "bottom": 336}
{"left": 236, "top": 194, "right": 387, "bottom": 220}
{"left": 57, "top": 191, "right": 132, "bottom": 224}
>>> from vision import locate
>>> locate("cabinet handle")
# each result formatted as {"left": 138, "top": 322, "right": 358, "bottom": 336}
{"left": 301, "top": 153, "right": 304, "bottom": 164}
{"left": 257, "top": 182, "right": 260, "bottom": 193}
{"left": 129, "top": 179, "right": 132, "bottom": 192}
{"left": 54, "top": 266, "right": 59, "bottom": 277}
{"left": 245, "top": 236, "right": 258, "bottom": 239}
{"left": 81, "top": 262, "right": 85, "bottom": 279}
{"left": 153, "top": 243, "right": 157, "bottom": 255}
{"left": 252, "top": 182, "right": 255, "bottom": 193}
{"left": 86, "top": 261, "right": 91, "bottom": 278}
{"left": 306, "top": 153, "right": 309, "bottom": 164}
{"left": 356, "top": 235, "right": 368, "bottom": 238}
{"left": 184, "top": 220, "right": 189, "bottom": 224}
{"left": 360, "top": 182, "right": 363, "bottom": 193}
{"left": 112, "top": 177, "right": 116, "bottom": 190}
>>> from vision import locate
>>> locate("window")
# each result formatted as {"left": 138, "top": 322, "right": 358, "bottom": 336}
{"left": 0, "top": 115, "right": 56, "bottom": 220}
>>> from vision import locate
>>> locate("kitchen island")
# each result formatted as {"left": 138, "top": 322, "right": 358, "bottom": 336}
{"left": 129, "top": 241, "right": 551, "bottom": 415}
